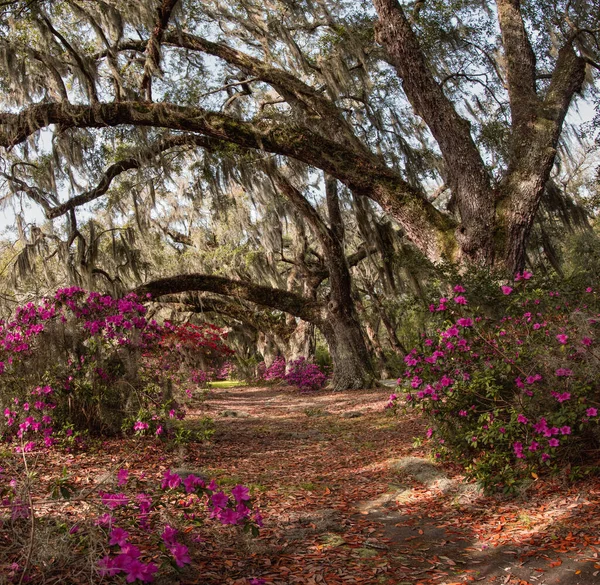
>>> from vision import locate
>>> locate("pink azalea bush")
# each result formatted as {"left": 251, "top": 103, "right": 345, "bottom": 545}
{"left": 261, "top": 356, "right": 327, "bottom": 391}
{"left": 2, "top": 452, "right": 260, "bottom": 582}
{"left": 262, "top": 356, "right": 286, "bottom": 382}
{"left": 0, "top": 288, "right": 259, "bottom": 582}
{"left": 95, "top": 470, "right": 261, "bottom": 582}
{"left": 283, "top": 357, "right": 328, "bottom": 392}
{"left": 388, "top": 273, "right": 600, "bottom": 492}
{"left": 0, "top": 287, "right": 232, "bottom": 438}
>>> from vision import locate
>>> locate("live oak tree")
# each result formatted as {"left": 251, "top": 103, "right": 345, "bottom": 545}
{"left": 134, "top": 166, "right": 378, "bottom": 390}
{"left": 0, "top": 0, "right": 598, "bottom": 386}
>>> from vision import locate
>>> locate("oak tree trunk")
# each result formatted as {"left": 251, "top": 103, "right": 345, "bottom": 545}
{"left": 320, "top": 312, "right": 376, "bottom": 391}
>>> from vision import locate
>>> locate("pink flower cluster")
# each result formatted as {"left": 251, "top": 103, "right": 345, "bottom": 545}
{"left": 389, "top": 277, "right": 600, "bottom": 487}
{"left": 96, "top": 469, "right": 260, "bottom": 581}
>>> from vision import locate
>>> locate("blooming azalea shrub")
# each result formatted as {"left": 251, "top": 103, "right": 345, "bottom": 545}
{"left": 0, "top": 289, "right": 262, "bottom": 583}
{"left": 153, "top": 323, "right": 234, "bottom": 387}
{"left": 0, "top": 287, "right": 232, "bottom": 439}
{"left": 1, "top": 451, "right": 261, "bottom": 583}
{"left": 283, "top": 357, "right": 328, "bottom": 392}
{"left": 262, "top": 356, "right": 286, "bottom": 382}
{"left": 260, "top": 356, "right": 327, "bottom": 391}
{"left": 94, "top": 469, "right": 261, "bottom": 582}
{"left": 387, "top": 273, "right": 600, "bottom": 492}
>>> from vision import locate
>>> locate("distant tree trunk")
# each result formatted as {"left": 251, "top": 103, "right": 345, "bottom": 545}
{"left": 272, "top": 171, "right": 376, "bottom": 389}
{"left": 256, "top": 332, "right": 279, "bottom": 368}
{"left": 285, "top": 319, "right": 315, "bottom": 363}
{"left": 319, "top": 312, "right": 375, "bottom": 390}
{"left": 364, "top": 321, "right": 389, "bottom": 379}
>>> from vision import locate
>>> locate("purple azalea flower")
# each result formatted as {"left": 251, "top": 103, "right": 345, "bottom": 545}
{"left": 169, "top": 543, "right": 191, "bottom": 567}
{"left": 161, "top": 525, "right": 178, "bottom": 546}
{"left": 231, "top": 485, "right": 251, "bottom": 502}
{"left": 97, "top": 556, "right": 121, "bottom": 577}
{"left": 117, "top": 468, "right": 129, "bottom": 487}
{"left": 211, "top": 491, "right": 229, "bottom": 509}
{"left": 161, "top": 470, "right": 181, "bottom": 490}
{"left": 109, "top": 527, "right": 129, "bottom": 547}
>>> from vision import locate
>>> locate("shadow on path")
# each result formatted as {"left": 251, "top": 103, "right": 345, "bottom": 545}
{"left": 178, "top": 385, "right": 600, "bottom": 585}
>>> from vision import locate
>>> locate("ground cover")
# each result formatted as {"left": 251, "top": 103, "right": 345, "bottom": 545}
{"left": 2, "top": 384, "right": 600, "bottom": 584}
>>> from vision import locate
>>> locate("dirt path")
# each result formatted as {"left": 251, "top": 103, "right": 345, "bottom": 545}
{"left": 175, "top": 385, "right": 600, "bottom": 585}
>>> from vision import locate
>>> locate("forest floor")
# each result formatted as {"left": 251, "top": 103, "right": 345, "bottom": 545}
{"left": 7, "top": 384, "right": 600, "bottom": 585}
{"left": 177, "top": 384, "right": 600, "bottom": 585}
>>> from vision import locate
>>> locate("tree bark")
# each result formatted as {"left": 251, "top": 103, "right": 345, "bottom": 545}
{"left": 497, "top": 42, "right": 586, "bottom": 273}
{"left": 373, "top": 0, "right": 495, "bottom": 264}
{"left": 319, "top": 313, "right": 376, "bottom": 391}
{"left": 273, "top": 170, "right": 376, "bottom": 389}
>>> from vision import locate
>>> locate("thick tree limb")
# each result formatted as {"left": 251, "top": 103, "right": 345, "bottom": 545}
{"left": 495, "top": 0, "right": 538, "bottom": 127}
{"left": 135, "top": 273, "right": 324, "bottom": 324}
{"left": 163, "top": 294, "right": 295, "bottom": 339}
{"left": 499, "top": 40, "right": 586, "bottom": 272}
{"left": 103, "top": 31, "right": 364, "bottom": 151}
{"left": 140, "top": 0, "right": 180, "bottom": 101}
{"left": 543, "top": 42, "right": 587, "bottom": 121}
{"left": 372, "top": 0, "right": 494, "bottom": 261}
{"left": 0, "top": 101, "right": 456, "bottom": 262}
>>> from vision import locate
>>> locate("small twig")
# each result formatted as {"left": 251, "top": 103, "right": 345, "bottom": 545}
{"left": 198, "top": 77, "right": 259, "bottom": 99}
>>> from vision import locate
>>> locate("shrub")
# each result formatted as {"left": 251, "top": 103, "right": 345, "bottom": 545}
{"left": 0, "top": 288, "right": 232, "bottom": 439}
{"left": 262, "top": 356, "right": 286, "bottom": 382}
{"left": 0, "top": 288, "right": 258, "bottom": 583}
{"left": 388, "top": 273, "right": 600, "bottom": 492}
{"left": 259, "top": 356, "right": 327, "bottom": 391}
{"left": 283, "top": 357, "right": 327, "bottom": 392}
{"left": 1, "top": 443, "right": 260, "bottom": 583}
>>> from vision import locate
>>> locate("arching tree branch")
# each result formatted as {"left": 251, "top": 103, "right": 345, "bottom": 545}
{"left": 101, "top": 31, "right": 364, "bottom": 151}
{"left": 6, "top": 133, "right": 220, "bottom": 219}
{"left": 135, "top": 273, "right": 324, "bottom": 324}
{"left": 0, "top": 101, "right": 456, "bottom": 262}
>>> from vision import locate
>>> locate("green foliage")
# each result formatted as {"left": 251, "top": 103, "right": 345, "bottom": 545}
{"left": 389, "top": 271, "right": 600, "bottom": 493}
{"left": 173, "top": 416, "right": 215, "bottom": 444}
{"left": 314, "top": 342, "right": 332, "bottom": 373}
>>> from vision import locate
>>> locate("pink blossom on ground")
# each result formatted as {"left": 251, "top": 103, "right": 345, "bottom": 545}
{"left": 108, "top": 527, "right": 129, "bottom": 547}
{"left": 117, "top": 468, "right": 129, "bottom": 487}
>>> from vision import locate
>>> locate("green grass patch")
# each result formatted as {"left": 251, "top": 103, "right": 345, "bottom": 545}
{"left": 208, "top": 380, "right": 247, "bottom": 389}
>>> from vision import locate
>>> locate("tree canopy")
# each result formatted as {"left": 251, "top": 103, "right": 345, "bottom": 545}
{"left": 0, "top": 0, "right": 599, "bottom": 388}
